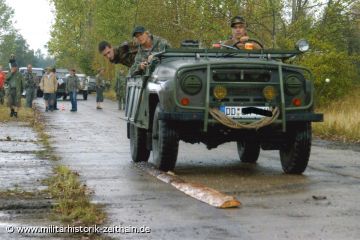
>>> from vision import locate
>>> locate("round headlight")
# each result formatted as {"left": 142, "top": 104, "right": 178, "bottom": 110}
{"left": 285, "top": 75, "right": 303, "bottom": 95}
{"left": 213, "top": 85, "right": 227, "bottom": 100}
{"left": 181, "top": 75, "right": 202, "bottom": 95}
{"left": 263, "top": 86, "right": 277, "bottom": 101}
{"left": 295, "top": 39, "right": 310, "bottom": 52}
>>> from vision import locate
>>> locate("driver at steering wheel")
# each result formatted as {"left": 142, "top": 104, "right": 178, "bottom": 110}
{"left": 222, "top": 16, "right": 262, "bottom": 50}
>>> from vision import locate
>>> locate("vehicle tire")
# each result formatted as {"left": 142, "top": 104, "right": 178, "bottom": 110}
{"left": 83, "top": 92, "right": 88, "bottom": 100}
{"left": 129, "top": 123, "right": 150, "bottom": 162}
{"left": 237, "top": 141, "right": 260, "bottom": 163}
{"left": 152, "top": 104, "right": 179, "bottom": 171}
{"left": 280, "top": 123, "right": 311, "bottom": 174}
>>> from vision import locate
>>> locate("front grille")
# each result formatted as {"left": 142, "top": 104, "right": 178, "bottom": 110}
{"left": 213, "top": 69, "right": 271, "bottom": 82}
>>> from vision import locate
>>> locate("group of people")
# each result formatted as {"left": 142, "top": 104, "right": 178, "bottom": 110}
{"left": 98, "top": 16, "right": 259, "bottom": 75}
{"left": 96, "top": 16, "right": 258, "bottom": 110}
{"left": 0, "top": 63, "right": 39, "bottom": 117}
{"left": 1, "top": 15, "right": 255, "bottom": 117}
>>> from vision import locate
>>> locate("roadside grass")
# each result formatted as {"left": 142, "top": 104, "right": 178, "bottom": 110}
{"left": 0, "top": 99, "right": 33, "bottom": 122}
{"left": 0, "top": 188, "right": 38, "bottom": 199}
{"left": 103, "top": 89, "right": 117, "bottom": 101}
{"left": 313, "top": 87, "right": 360, "bottom": 143}
{"left": 44, "top": 165, "right": 106, "bottom": 225}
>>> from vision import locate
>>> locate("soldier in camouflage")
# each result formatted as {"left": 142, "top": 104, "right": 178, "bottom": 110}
{"left": 5, "top": 63, "right": 24, "bottom": 117}
{"left": 222, "top": 16, "right": 261, "bottom": 50}
{"left": 95, "top": 68, "right": 106, "bottom": 109}
{"left": 114, "top": 72, "right": 126, "bottom": 110}
{"left": 129, "top": 26, "right": 171, "bottom": 76}
{"left": 24, "top": 64, "right": 37, "bottom": 108}
{"left": 98, "top": 40, "right": 138, "bottom": 68}
{"left": 0, "top": 65, "right": 5, "bottom": 105}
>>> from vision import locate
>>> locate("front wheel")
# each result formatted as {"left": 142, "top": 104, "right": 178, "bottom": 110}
{"left": 129, "top": 123, "right": 150, "bottom": 162}
{"left": 280, "top": 123, "right": 312, "bottom": 174}
{"left": 237, "top": 141, "right": 260, "bottom": 163}
{"left": 152, "top": 104, "right": 179, "bottom": 171}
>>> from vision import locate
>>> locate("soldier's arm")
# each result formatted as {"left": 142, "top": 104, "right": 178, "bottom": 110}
{"left": 130, "top": 52, "right": 143, "bottom": 76}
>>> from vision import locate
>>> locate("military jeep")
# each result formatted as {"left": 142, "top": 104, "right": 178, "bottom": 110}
{"left": 125, "top": 39, "right": 323, "bottom": 174}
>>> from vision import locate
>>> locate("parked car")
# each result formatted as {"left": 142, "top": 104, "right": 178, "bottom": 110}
{"left": 87, "top": 76, "right": 96, "bottom": 93}
{"left": 19, "top": 67, "right": 44, "bottom": 97}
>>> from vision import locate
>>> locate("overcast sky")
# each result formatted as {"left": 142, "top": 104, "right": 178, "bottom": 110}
{"left": 5, "top": 0, "right": 54, "bottom": 54}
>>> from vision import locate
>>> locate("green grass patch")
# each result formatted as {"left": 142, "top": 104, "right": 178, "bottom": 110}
{"left": 313, "top": 86, "right": 360, "bottom": 143}
{"left": 103, "top": 89, "right": 117, "bottom": 101}
{"left": 45, "top": 165, "right": 106, "bottom": 225}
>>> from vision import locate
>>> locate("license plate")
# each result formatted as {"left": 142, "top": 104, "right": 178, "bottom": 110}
{"left": 219, "top": 106, "right": 271, "bottom": 119}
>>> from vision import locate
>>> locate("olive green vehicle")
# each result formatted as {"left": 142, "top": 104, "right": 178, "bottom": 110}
{"left": 125, "top": 39, "right": 323, "bottom": 174}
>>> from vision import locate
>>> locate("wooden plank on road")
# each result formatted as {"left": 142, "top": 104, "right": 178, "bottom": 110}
{"left": 136, "top": 162, "right": 241, "bottom": 208}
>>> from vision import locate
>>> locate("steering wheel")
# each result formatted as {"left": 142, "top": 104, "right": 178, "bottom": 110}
{"left": 233, "top": 38, "right": 264, "bottom": 49}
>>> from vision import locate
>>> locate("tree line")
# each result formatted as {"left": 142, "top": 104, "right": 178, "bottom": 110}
{"left": 0, "top": 0, "right": 53, "bottom": 69}
{"left": 48, "top": 0, "right": 360, "bottom": 104}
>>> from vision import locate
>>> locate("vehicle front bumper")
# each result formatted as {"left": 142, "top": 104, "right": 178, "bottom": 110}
{"left": 158, "top": 112, "right": 323, "bottom": 122}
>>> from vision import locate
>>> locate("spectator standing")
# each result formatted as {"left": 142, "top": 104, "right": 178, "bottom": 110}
{"left": 40, "top": 67, "right": 57, "bottom": 112}
{"left": 66, "top": 69, "right": 80, "bottom": 112}
{"left": 5, "top": 63, "right": 24, "bottom": 117}
{"left": 24, "top": 64, "right": 37, "bottom": 108}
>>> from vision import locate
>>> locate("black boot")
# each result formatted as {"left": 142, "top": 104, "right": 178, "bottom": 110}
{"left": 13, "top": 112, "right": 18, "bottom": 118}
{"left": 10, "top": 109, "right": 14, "bottom": 117}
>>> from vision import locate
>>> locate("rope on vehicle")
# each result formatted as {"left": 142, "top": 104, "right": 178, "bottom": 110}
{"left": 209, "top": 107, "right": 280, "bottom": 130}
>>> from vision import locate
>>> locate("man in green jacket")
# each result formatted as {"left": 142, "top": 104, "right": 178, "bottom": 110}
{"left": 24, "top": 64, "right": 37, "bottom": 108}
{"left": 66, "top": 69, "right": 80, "bottom": 112}
{"left": 114, "top": 72, "right": 126, "bottom": 110}
{"left": 5, "top": 63, "right": 24, "bottom": 117}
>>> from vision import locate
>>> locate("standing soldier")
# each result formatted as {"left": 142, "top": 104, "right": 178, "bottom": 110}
{"left": 95, "top": 68, "right": 106, "bottom": 109}
{"left": 24, "top": 64, "right": 37, "bottom": 108}
{"left": 114, "top": 72, "right": 126, "bottom": 110}
{"left": 66, "top": 69, "right": 80, "bottom": 112}
{"left": 0, "top": 65, "right": 5, "bottom": 105}
{"left": 40, "top": 67, "right": 57, "bottom": 112}
{"left": 5, "top": 63, "right": 24, "bottom": 117}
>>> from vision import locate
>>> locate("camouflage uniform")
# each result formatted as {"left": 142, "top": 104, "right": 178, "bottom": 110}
{"left": 5, "top": 71, "right": 24, "bottom": 108}
{"left": 0, "top": 71, "right": 5, "bottom": 105}
{"left": 114, "top": 73, "right": 126, "bottom": 110}
{"left": 24, "top": 71, "right": 37, "bottom": 108}
{"left": 130, "top": 35, "right": 171, "bottom": 76}
{"left": 95, "top": 73, "right": 105, "bottom": 102}
{"left": 110, "top": 41, "right": 138, "bottom": 67}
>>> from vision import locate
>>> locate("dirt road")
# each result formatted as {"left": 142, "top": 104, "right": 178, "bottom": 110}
{"left": 39, "top": 95, "right": 360, "bottom": 240}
